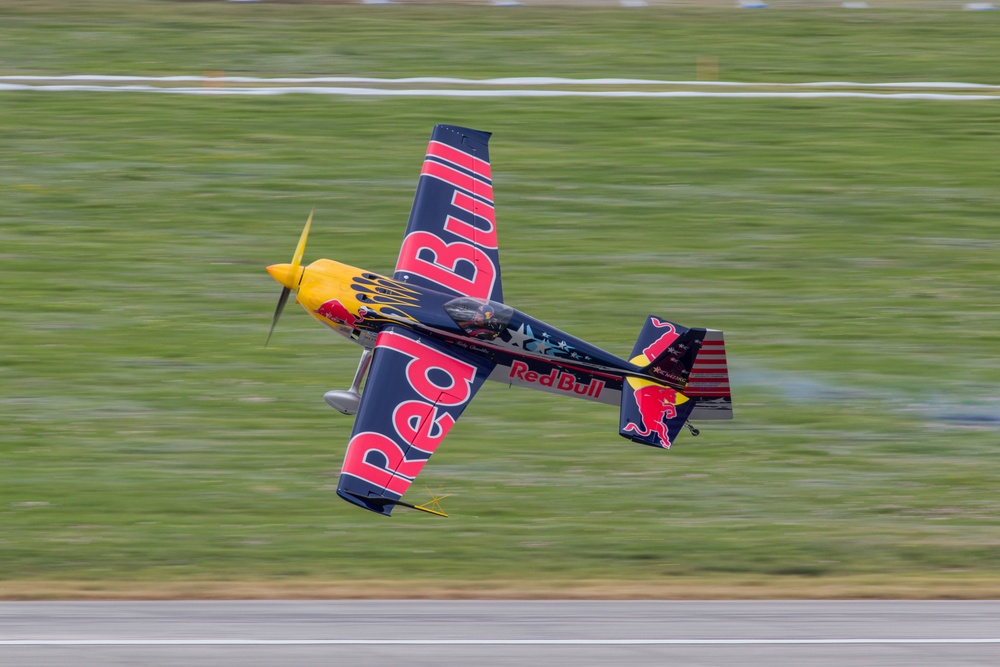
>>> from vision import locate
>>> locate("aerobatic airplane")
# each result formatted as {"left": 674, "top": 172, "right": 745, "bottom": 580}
{"left": 265, "top": 125, "right": 732, "bottom": 517}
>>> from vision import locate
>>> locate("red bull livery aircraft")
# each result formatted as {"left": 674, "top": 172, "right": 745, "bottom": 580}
{"left": 265, "top": 125, "right": 733, "bottom": 517}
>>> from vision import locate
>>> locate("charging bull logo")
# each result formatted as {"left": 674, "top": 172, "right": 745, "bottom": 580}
{"left": 622, "top": 384, "right": 687, "bottom": 448}
{"left": 318, "top": 299, "right": 363, "bottom": 329}
{"left": 640, "top": 318, "right": 679, "bottom": 363}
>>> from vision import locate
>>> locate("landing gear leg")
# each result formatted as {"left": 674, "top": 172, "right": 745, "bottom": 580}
{"left": 323, "top": 347, "right": 373, "bottom": 415}
{"left": 684, "top": 421, "right": 700, "bottom": 437}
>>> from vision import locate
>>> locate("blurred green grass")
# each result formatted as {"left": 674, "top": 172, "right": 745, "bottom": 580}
{"left": 1, "top": 3, "right": 999, "bottom": 594}
{"left": 4, "top": 2, "right": 1000, "bottom": 83}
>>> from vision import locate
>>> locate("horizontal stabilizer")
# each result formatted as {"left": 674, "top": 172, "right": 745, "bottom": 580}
{"left": 627, "top": 316, "right": 704, "bottom": 391}
{"left": 687, "top": 329, "right": 733, "bottom": 421}
{"left": 618, "top": 316, "right": 732, "bottom": 448}
{"left": 619, "top": 315, "right": 704, "bottom": 448}
{"left": 619, "top": 378, "right": 696, "bottom": 449}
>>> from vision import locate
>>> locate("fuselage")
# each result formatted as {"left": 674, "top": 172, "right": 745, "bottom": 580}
{"left": 278, "top": 258, "right": 643, "bottom": 406}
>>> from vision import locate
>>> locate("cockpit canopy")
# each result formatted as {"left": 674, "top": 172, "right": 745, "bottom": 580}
{"left": 444, "top": 297, "right": 513, "bottom": 341}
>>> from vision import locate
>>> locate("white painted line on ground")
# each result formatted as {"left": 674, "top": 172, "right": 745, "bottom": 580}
{"left": 2, "top": 638, "right": 1000, "bottom": 646}
{"left": 2, "top": 75, "right": 999, "bottom": 89}
{"left": 2, "top": 83, "right": 1000, "bottom": 100}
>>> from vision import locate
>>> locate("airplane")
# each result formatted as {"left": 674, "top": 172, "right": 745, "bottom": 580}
{"left": 265, "top": 125, "right": 732, "bottom": 517}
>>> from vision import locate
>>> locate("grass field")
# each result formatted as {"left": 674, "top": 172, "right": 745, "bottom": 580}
{"left": 2, "top": 2, "right": 999, "bottom": 598}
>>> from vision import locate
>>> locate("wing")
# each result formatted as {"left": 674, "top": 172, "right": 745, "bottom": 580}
{"left": 336, "top": 325, "right": 495, "bottom": 516}
{"left": 394, "top": 125, "right": 504, "bottom": 303}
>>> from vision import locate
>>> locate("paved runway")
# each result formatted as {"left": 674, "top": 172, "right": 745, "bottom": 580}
{"left": 1, "top": 600, "right": 998, "bottom": 666}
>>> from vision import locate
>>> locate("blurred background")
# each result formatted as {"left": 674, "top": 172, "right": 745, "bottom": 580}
{"left": 1, "top": 0, "right": 998, "bottom": 598}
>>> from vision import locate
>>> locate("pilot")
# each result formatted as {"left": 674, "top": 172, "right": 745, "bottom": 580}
{"left": 466, "top": 304, "right": 496, "bottom": 339}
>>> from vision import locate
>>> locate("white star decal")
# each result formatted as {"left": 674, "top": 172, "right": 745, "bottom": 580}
{"left": 506, "top": 323, "right": 534, "bottom": 348}
{"left": 532, "top": 338, "right": 553, "bottom": 355}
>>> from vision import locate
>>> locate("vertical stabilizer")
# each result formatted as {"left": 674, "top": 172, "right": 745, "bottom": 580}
{"left": 619, "top": 316, "right": 702, "bottom": 448}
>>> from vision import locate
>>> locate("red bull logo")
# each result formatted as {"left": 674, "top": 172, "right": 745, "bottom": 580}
{"left": 340, "top": 329, "right": 477, "bottom": 498}
{"left": 394, "top": 141, "right": 499, "bottom": 301}
{"left": 639, "top": 318, "right": 679, "bottom": 364}
{"left": 318, "top": 299, "right": 363, "bottom": 329}
{"left": 509, "top": 361, "right": 605, "bottom": 399}
{"left": 622, "top": 384, "right": 684, "bottom": 448}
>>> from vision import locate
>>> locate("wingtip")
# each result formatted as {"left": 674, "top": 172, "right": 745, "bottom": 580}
{"left": 413, "top": 504, "right": 449, "bottom": 518}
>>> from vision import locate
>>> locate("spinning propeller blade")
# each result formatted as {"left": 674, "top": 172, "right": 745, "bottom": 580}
{"left": 292, "top": 207, "right": 313, "bottom": 270}
{"left": 264, "top": 286, "right": 291, "bottom": 348}
{"left": 264, "top": 208, "right": 314, "bottom": 347}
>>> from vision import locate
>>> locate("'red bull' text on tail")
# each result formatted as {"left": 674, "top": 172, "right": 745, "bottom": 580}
{"left": 619, "top": 316, "right": 732, "bottom": 449}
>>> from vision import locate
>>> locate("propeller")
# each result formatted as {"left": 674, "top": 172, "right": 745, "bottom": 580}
{"left": 265, "top": 208, "right": 313, "bottom": 347}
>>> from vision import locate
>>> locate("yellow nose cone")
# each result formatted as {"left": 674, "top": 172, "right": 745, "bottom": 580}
{"left": 266, "top": 263, "right": 303, "bottom": 290}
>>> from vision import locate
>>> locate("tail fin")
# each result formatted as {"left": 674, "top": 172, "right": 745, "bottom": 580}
{"left": 619, "top": 377, "right": 697, "bottom": 449}
{"left": 686, "top": 329, "right": 733, "bottom": 421}
{"left": 623, "top": 316, "right": 702, "bottom": 386}
{"left": 618, "top": 316, "right": 732, "bottom": 449}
